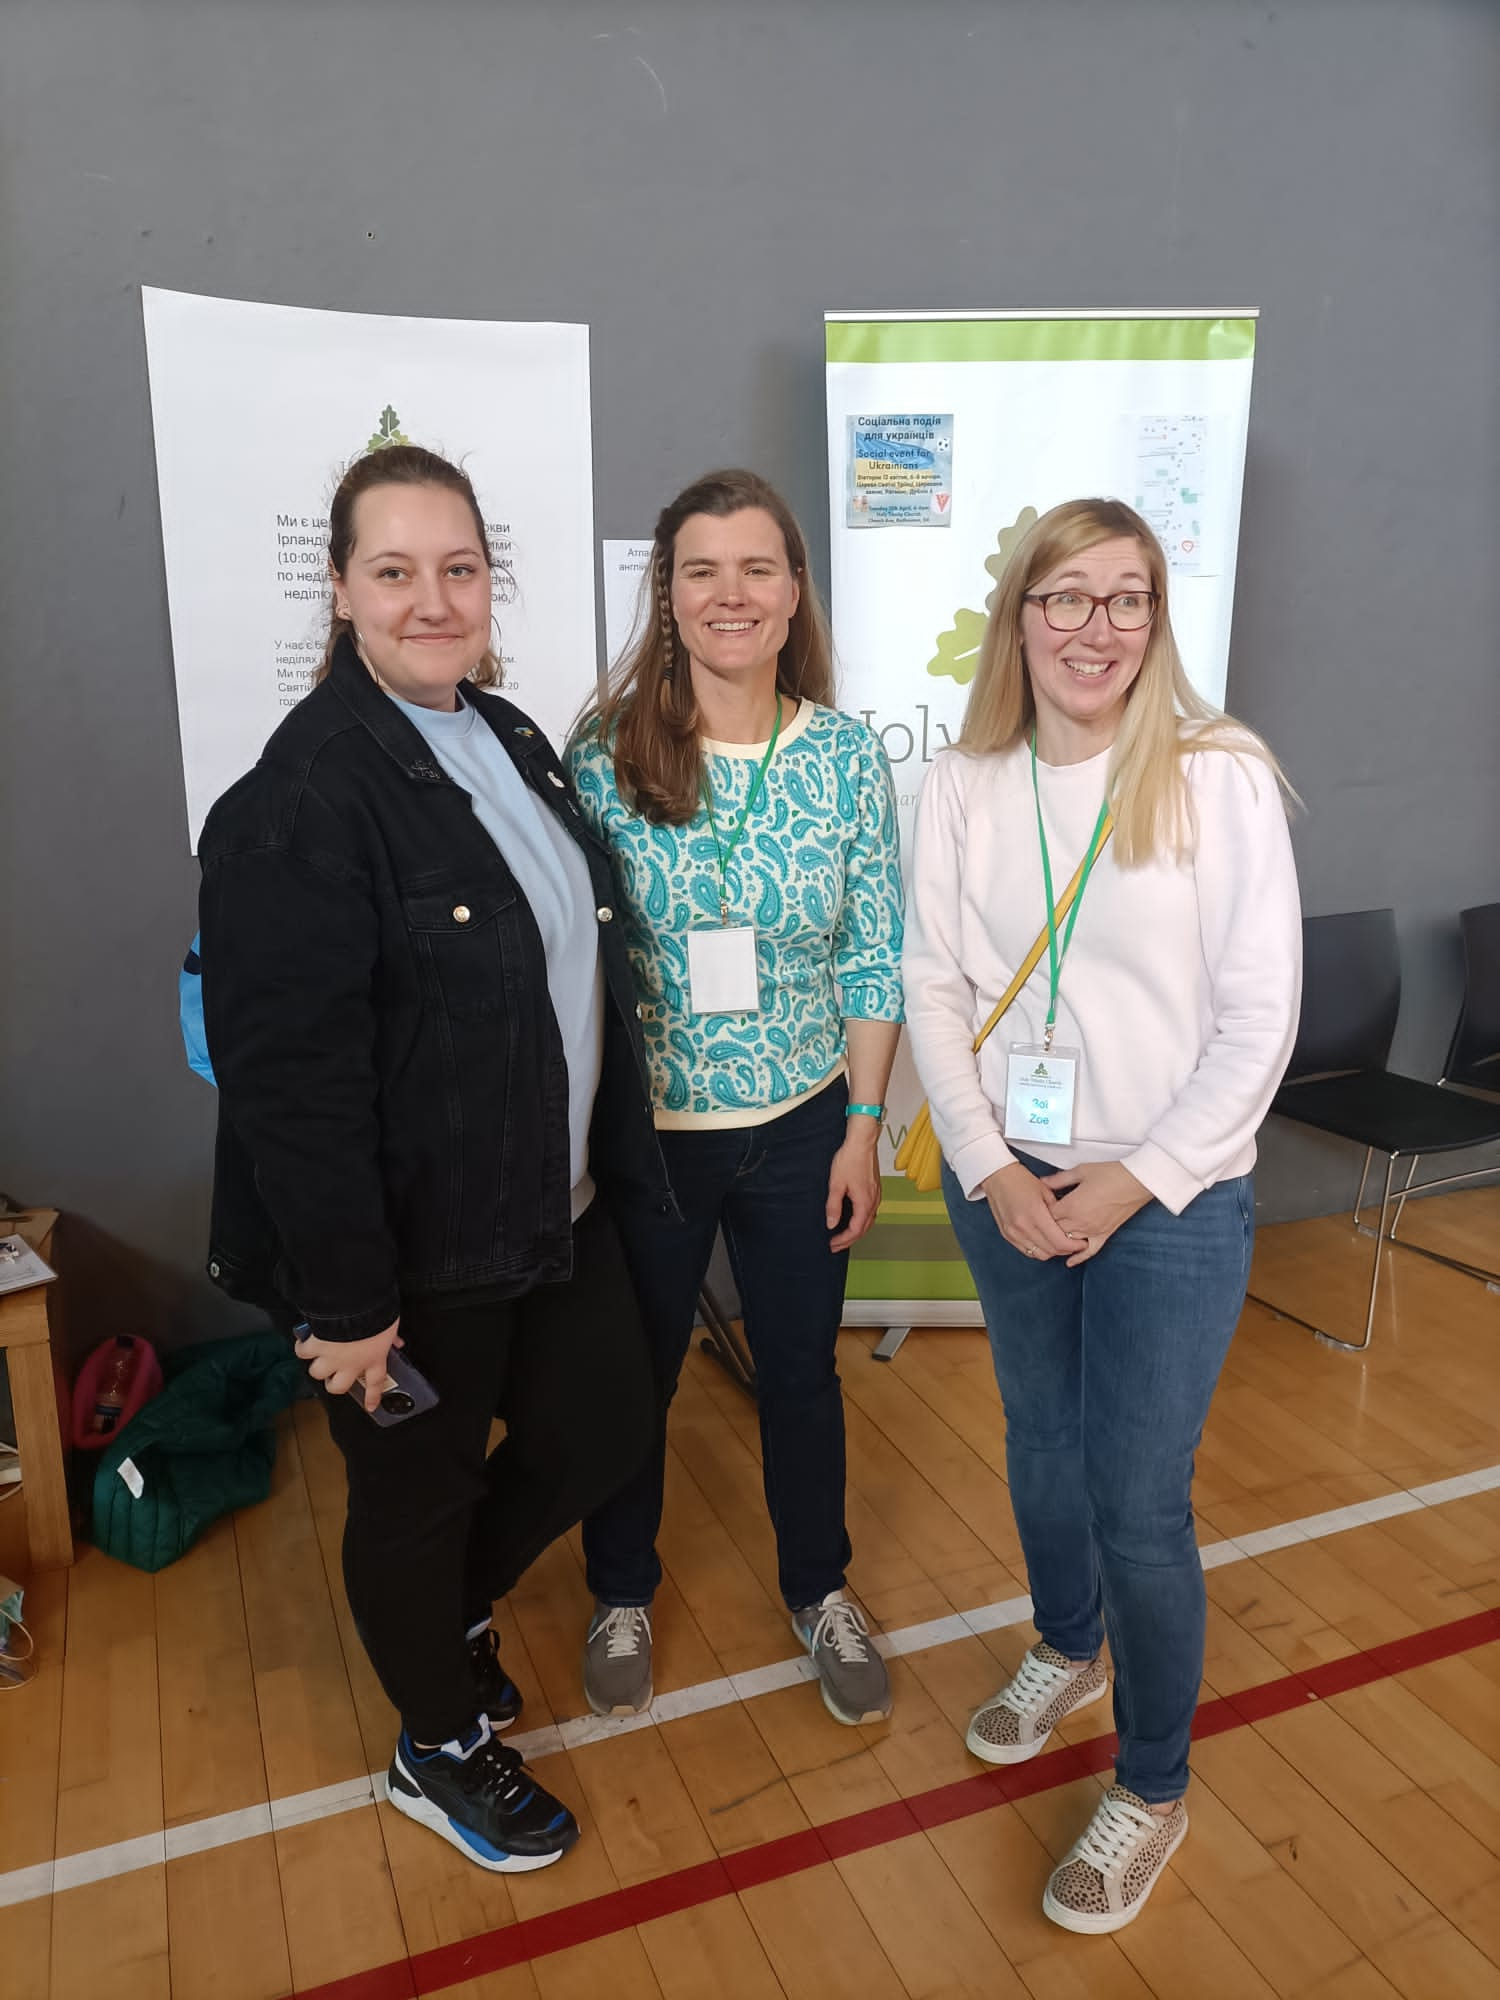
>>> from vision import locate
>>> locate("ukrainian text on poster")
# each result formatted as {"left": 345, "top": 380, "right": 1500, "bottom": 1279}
{"left": 845, "top": 414, "right": 954, "bottom": 527}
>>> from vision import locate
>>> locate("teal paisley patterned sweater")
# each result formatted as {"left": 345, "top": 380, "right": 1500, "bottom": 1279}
{"left": 567, "top": 701, "right": 905, "bottom": 1128}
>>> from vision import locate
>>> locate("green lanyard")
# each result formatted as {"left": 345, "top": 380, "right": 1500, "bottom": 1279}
{"left": 702, "top": 695, "right": 782, "bottom": 923}
{"left": 1030, "top": 731, "right": 1111, "bottom": 1050}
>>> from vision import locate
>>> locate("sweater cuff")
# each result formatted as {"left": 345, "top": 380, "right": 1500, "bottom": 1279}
{"left": 1121, "top": 1142, "right": 1202, "bottom": 1218}
{"left": 950, "top": 1131, "right": 1017, "bottom": 1201}
{"left": 839, "top": 983, "right": 905, "bottom": 1024}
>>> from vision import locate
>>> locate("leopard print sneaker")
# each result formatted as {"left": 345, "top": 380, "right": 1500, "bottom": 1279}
{"left": 965, "top": 1642, "right": 1108, "bottom": 1765}
{"left": 1042, "top": 1786, "right": 1188, "bottom": 1933}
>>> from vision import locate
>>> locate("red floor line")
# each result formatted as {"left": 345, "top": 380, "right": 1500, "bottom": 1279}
{"left": 299, "top": 1603, "right": 1500, "bottom": 2000}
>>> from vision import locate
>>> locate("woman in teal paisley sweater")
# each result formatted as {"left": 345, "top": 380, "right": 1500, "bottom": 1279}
{"left": 567, "top": 468, "right": 904, "bottom": 1728}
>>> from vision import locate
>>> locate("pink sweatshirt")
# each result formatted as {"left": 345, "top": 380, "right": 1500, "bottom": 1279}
{"left": 902, "top": 733, "right": 1302, "bottom": 1214}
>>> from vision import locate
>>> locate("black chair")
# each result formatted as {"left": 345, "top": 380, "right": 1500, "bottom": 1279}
{"left": 1390, "top": 900, "right": 1500, "bottom": 1238}
{"left": 1249, "top": 908, "right": 1500, "bottom": 1352}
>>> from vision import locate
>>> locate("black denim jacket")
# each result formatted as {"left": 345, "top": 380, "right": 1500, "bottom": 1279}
{"left": 198, "top": 638, "right": 673, "bottom": 1342}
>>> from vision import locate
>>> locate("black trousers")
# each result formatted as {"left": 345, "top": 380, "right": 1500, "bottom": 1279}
{"left": 583, "top": 1078, "right": 854, "bottom": 1611}
{"left": 320, "top": 1197, "right": 653, "bottom": 1743}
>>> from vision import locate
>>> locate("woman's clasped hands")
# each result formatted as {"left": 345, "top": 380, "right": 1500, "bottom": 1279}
{"left": 982, "top": 1159, "right": 1150, "bottom": 1268}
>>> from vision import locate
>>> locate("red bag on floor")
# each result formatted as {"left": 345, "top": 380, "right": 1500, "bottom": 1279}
{"left": 71, "top": 1334, "right": 163, "bottom": 1450}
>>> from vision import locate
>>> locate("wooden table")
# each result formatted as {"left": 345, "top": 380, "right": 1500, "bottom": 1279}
{"left": 0, "top": 1208, "right": 73, "bottom": 1569}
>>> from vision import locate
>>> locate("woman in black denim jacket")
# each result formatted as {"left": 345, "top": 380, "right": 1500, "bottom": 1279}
{"left": 199, "top": 445, "right": 670, "bottom": 1878}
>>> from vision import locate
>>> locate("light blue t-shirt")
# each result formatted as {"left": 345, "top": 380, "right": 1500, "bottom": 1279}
{"left": 391, "top": 692, "right": 603, "bottom": 1219}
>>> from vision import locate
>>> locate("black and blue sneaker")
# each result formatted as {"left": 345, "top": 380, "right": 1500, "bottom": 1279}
{"left": 387, "top": 1715, "right": 578, "bottom": 1872}
{"left": 468, "top": 1624, "right": 522, "bottom": 1731}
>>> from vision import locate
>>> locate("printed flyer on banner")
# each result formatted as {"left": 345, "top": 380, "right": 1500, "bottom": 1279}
{"left": 142, "top": 289, "right": 599, "bottom": 847}
{"left": 825, "top": 309, "right": 1257, "bottom": 1327}
{"left": 846, "top": 413, "right": 954, "bottom": 527}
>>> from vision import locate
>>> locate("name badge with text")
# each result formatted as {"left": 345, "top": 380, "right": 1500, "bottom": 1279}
{"left": 686, "top": 925, "right": 760, "bottom": 1015}
{"left": 1003, "top": 1043, "right": 1079, "bottom": 1146}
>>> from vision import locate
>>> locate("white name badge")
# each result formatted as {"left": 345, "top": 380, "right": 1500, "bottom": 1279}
{"left": 686, "top": 924, "right": 760, "bottom": 1015}
{"left": 1003, "top": 1042, "right": 1079, "bottom": 1146}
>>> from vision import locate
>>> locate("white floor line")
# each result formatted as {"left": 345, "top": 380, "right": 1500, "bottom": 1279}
{"left": 5, "top": 1459, "right": 1496, "bottom": 1912}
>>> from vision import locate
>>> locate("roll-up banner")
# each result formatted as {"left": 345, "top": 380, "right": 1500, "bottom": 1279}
{"left": 826, "top": 309, "right": 1257, "bottom": 1331}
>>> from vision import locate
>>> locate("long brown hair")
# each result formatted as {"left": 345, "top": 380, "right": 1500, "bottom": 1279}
{"left": 961, "top": 497, "right": 1292, "bottom": 863}
{"left": 577, "top": 469, "right": 835, "bottom": 824}
{"left": 317, "top": 444, "right": 501, "bottom": 687}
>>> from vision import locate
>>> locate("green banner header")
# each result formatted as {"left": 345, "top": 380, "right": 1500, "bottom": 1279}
{"left": 826, "top": 316, "right": 1256, "bottom": 366}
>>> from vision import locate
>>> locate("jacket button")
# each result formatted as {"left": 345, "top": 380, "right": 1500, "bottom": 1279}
{"left": 596, "top": 906, "right": 614, "bottom": 923}
{"left": 635, "top": 1003, "right": 644, "bottom": 1020}
{"left": 453, "top": 905, "right": 471, "bottom": 923}
{"left": 547, "top": 771, "right": 566, "bottom": 788}
{"left": 208, "top": 1260, "right": 220, "bottom": 1278}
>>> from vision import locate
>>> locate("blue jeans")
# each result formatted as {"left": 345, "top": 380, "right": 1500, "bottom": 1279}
{"left": 584, "top": 1078, "right": 854, "bottom": 1611}
{"left": 943, "top": 1153, "right": 1254, "bottom": 1802}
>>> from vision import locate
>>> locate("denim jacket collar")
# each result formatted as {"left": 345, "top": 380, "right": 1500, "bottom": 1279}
{"left": 322, "top": 635, "right": 584, "bottom": 830}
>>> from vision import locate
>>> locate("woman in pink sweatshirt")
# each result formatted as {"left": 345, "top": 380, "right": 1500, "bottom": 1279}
{"left": 903, "top": 496, "right": 1300, "bottom": 1936}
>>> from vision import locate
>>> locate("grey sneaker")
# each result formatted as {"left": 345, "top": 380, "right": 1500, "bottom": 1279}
{"left": 582, "top": 1601, "right": 653, "bottom": 1717}
{"left": 966, "top": 1642, "right": 1108, "bottom": 1765}
{"left": 790, "top": 1591, "right": 892, "bottom": 1726}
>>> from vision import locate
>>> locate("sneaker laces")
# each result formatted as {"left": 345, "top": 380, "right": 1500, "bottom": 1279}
{"left": 598, "top": 1605, "right": 651, "bottom": 1661}
{"left": 466, "top": 1735, "right": 535, "bottom": 1810}
{"left": 998, "top": 1646, "right": 1075, "bottom": 1719}
{"left": 809, "top": 1596, "right": 873, "bottom": 1665}
{"left": 1071, "top": 1790, "right": 1159, "bottom": 1873}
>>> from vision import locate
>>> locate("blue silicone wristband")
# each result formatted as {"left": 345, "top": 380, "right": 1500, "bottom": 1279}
{"left": 845, "top": 1103, "right": 885, "bottom": 1119}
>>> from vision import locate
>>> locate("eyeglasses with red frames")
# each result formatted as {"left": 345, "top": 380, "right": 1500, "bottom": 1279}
{"left": 1023, "top": 589, "right": 1158, "bottom": 633}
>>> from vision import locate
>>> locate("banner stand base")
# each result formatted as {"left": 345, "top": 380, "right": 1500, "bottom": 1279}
{"left": 871, "top": 1325, "right": 911, "bottom": 1363}
{"left": 842, "top": 1301, "right": 987, "bottom": 1331}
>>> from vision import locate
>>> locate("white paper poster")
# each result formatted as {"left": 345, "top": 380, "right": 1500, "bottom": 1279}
{"left": 602, "top": 538, "right": 655, "bottom": 671}
{"left": 825, "top": 310, "right": 1257, "bottom": 1325}
{"left": 142, "top": 289, "right": 600, "bottom": 847}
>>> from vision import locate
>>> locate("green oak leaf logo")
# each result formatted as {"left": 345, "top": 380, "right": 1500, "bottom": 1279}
{"left": 926, "top": 505, "right": 1039, "bottom": 685}
{"left": 366, "top": 404, "right": 411, "bottom": 452}
{"left": 925, "top": 606, "right": 988, "bottom": 686}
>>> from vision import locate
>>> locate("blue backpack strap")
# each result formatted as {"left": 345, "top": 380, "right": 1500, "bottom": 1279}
{"left": 180, "top": 932, "right": 216, "bottom": 1086}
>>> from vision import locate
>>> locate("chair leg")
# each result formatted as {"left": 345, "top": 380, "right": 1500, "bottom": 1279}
{"left": 1247, "top": 1153, "right": 1396, "bottom": 1355}
{"left": 1351, "top": 1147, "right": 1375, "bottom": 1228}
{"left": 1312, "top": 1155, "right": 1394, "bottom": 1354}
{"left": 1389, "top": 1154, "right": 1422, "bottom": 1239}
{"left": 1367, "top": 1157, "right": 1500, "bottom": 1285}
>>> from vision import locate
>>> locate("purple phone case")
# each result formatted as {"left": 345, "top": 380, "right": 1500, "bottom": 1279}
{"left": 355, "top": 1348, "right": 440, "bottom": 1427}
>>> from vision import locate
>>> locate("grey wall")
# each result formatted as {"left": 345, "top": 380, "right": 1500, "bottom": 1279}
{"left": 2, "top": 0, "right": 1496, "bottom": 1350}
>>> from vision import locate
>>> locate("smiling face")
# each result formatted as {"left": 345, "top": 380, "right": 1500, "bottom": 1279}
{"left": 332, "top": 483, "right": 492, "bottom": 710}
{"left": 670, "top": 507, "right": 801, "bottom": 688}
{"left": 1020, "top": 535, "right": 1154, "bottom": 755}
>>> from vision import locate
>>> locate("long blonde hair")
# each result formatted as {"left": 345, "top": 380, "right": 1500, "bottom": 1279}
{"left": 960, "top": 497, "right": 1292, "bottom": 863}
{"left": 575, "top": 469, "right": 835, "bottom": 824}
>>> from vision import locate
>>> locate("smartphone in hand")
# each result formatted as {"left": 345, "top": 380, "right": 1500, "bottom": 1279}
{"left": 293, "top": 1326, "right": 441, "bottom": 1426}
{"left": 353, "top": 1349, "right": 441, "bottom": 1426}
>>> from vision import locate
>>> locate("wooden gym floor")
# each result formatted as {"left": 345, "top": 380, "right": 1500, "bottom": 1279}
{"left": 3, "top": 1190, "right": 1499, "bottom": 1999}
